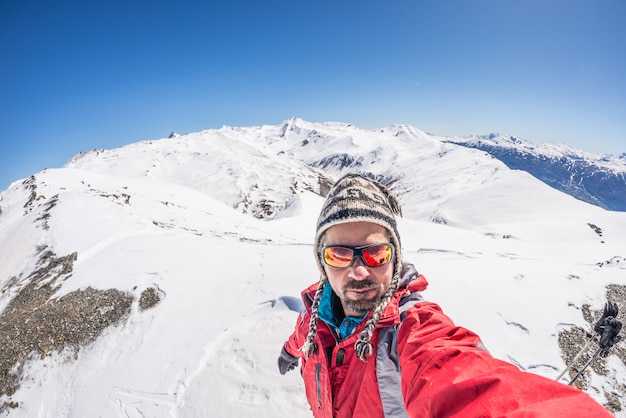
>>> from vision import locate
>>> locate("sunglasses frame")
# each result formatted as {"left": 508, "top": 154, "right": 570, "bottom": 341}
{"left": 321, "top": 242, "right": 395, "bottom": 269}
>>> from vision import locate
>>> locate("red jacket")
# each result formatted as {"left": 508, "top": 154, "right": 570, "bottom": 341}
{"left": 284, "top": 265, "right": 612, "bottom": 417}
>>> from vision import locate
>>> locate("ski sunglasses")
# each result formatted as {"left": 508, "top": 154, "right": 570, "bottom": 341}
{"left": 321, "top": 243, "right": 395, "bottom": 269}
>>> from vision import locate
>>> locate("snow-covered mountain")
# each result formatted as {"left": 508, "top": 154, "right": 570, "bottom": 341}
{"left": 446, "top": 133, "right": 626, "bottom": 212}
{"left": 0, "top": 118, "right": 625, "bottom": 416}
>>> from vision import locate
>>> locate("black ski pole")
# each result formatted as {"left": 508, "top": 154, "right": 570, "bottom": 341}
{"left": 561, "top": 301, "right": 622, "bottom": 386}
{"left": 568, "top": 346, "right": 602, "bottom": 386}
{"left": 556, "top": 333, "right": 597, "bottom": 382}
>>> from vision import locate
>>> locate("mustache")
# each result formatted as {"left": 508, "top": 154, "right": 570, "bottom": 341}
{"left": 343, "top": 279, "right": 378, "bottom": 291}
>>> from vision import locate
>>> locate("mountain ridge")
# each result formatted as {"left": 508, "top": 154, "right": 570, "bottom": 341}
{"left": 1, "top": 118, "right": 625, "bottom": 416}
{"left": 444, "top": 133, "right": 626, "bottom": 211}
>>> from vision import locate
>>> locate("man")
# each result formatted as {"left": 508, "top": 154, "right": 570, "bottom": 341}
{"left": 278, "top": 173, "right": 612, "bottom": 417}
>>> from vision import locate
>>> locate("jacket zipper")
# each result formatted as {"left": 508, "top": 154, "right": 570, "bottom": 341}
{"left": 316, "top": 362, "right": 322, "bottom": 409}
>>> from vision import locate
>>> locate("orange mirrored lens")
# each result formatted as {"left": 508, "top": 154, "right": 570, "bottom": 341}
{"left": 362, "top": 244, "right": 393, "bottom": 266}
{"left": 324, "top": 247, "right": 354, "bottom": 268}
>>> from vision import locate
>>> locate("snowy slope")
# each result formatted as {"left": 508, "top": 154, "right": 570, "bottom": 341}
{"left": 446, "top": 133, "right": 626, "bottom": 211}
{"left": 0, "top": 118, "right": 625, "bottom": 416}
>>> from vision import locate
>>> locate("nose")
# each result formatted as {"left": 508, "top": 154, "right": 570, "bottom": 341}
{"left": 349, "top": 257, "right": 370, "bottom": 281}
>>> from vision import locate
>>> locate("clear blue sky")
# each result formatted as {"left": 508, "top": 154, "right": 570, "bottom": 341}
{"left": 2, "top": 0, "right": 625, "bottom": 190}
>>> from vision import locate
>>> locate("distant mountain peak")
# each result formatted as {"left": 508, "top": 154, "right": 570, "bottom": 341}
{"left": 445, "top": 133, "right": 626, "bottom": 211}
{"left": 58, "top": 119, "right": 626, "bottom": 214}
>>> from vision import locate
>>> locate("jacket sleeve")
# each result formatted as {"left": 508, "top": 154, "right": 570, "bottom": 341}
{"left": 398, "top": 302, "right": 612, "bottom": 417}
{"left": 283, "top": 309, "right": 307, "bottom": 359}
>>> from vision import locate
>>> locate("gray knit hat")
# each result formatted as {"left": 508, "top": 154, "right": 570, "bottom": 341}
{"left": 301, "top": 173, "right": 403, "bottom": 361}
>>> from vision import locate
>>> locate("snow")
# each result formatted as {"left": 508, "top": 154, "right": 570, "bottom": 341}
{"left": 0, "top": 119, "right": 625, "bottom": 417}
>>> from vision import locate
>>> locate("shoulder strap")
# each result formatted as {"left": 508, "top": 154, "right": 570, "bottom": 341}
{"left": 398, "top": 291, "right": 423, "bottom": 321}
{"left": 375, "top": 291, "right": 424, "bottom": 418}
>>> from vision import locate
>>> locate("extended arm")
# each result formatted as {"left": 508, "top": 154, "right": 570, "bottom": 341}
{"left": 398, "top": 302, "right": 612, "bottom": 417}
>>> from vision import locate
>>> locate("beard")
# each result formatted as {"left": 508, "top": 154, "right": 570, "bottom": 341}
{"left": 340, "top": 279, "right": 383, "bottom": 315}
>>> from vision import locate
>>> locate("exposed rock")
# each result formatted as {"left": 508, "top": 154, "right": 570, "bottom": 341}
{"left": 138, "top": 287, "right": 163, "bottom": 312}
{"left": 558, "top": 285, "right": 626, "bottom": 413}
{"left": 0, "top": 250, "right": 134, "bottom": 411}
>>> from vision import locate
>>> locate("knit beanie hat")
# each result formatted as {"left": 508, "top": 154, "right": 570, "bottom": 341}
{"left": 301, "top": 173, "right": 403, "bottom": 361}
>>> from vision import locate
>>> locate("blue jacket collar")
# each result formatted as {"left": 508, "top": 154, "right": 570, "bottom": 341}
{"left": 318, "top": 283, "right": 366, "bottom": 340}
